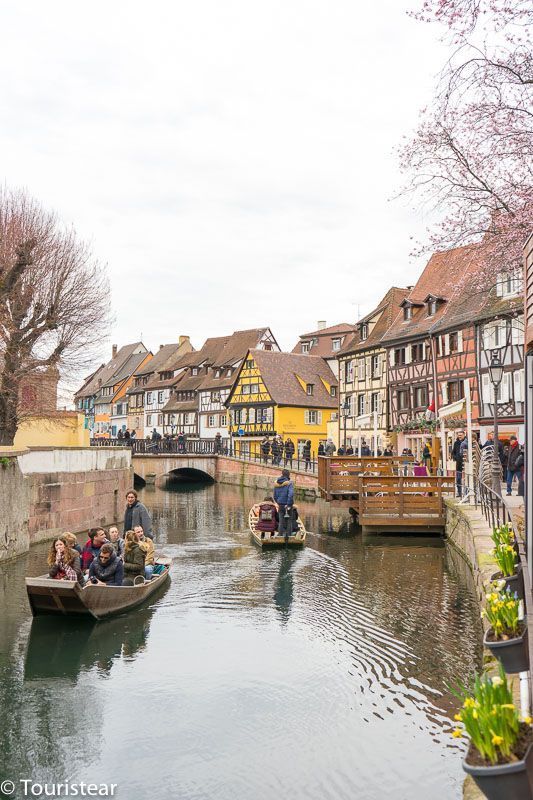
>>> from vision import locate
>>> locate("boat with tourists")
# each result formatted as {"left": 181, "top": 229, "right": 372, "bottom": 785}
{"left": 25, "top": 556, "right": 171, "bottom": 619}
{"left": 248, "top": 508, "right": 306, "bottom": 548}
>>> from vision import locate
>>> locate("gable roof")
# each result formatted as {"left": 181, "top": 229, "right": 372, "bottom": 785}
{"left": 232, "top": 349, "right": 338, "bottom": 409}
{"left": 95, "top": 351, "right": 150, "bottom": 401}
{"left": 292, "top": 323, "right": 355, "bottom": 359}
{"left": 339, "top": 287, "right": 410, "bottom": 355}
{"left": 199, "top": 328, "right": 277, "bottom": 391}
{"left": 381, "top": 244, "right": 482, "bottom": 344}
{"left": 76, "top": 342, "right": 148, "bottom": 399}
{"left": 134, "top": 343, "right": 183, "bottom": 377}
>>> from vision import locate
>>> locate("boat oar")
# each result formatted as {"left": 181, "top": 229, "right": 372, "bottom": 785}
{"left": 284, "top": 507, "right": 291, "bottom": 546}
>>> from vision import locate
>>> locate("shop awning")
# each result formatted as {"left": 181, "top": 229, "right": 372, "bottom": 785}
{"left": 438, "top": 398, "right": 465, "bottom": 420}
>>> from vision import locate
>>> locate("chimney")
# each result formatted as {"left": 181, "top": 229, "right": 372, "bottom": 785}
{"left": 317, "top": 321, "right": 326, "bottom": 331}
{"left": 179, "top": 335, "right": 190, "bottom": 346}
{"left": 159, "top": 344, "right": 164, "bottom": 350}
{"left": 112, "top": 344, "right": 118, "bottom": 358}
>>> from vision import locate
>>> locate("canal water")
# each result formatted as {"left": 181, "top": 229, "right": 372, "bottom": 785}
{"left": 0, "top": 482, "right": 482, "bottom": 800}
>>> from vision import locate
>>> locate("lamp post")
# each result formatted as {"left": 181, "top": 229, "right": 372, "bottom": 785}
{"left": 342, "top": 397, "right": 351, "bottom": 450}
{"left": 488, "top": 349, "right": 504, "bottom": 497}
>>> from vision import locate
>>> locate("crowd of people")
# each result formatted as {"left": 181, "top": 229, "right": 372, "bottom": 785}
{"left": 46, "top": 490, "right": 156, "bottom": 587}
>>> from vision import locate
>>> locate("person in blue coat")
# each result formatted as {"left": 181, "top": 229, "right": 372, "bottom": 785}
{"left": 274, "top": 469, "right": 294, "bottom": 536}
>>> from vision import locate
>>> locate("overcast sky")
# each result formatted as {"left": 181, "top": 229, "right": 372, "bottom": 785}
{"left": 1, "top": 1, "right": 447, "bottom": 357}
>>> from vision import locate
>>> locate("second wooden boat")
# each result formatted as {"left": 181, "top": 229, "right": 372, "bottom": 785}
{"left": 25, "top": 557, "right": 171, "bottom": 620}
{"left": 249, "top": 509, "right": 306, "bottom": 547}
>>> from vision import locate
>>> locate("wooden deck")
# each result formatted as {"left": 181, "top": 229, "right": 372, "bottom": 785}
{"left": 317, "top": 456, "right": 455, "bottom": 533}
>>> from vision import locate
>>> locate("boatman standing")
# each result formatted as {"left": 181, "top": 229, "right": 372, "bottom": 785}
{"left": 124, "top": 490, "right": 153, "bottom": 539}
{"left": 273, "top": 469, "right": 294, "bottom": 537}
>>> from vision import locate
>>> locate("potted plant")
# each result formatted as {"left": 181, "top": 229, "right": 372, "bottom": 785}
{"left": 455, "top": 667, "right": 533, "bottom": 798}
{"left": 493, "top": 523, "right": 520, "bottom": 559}
{"left": 491, "top": 539, "right": 524, "bottom": 602}
{"left": 483, "top": 585, "right": 528, "bottom": 673}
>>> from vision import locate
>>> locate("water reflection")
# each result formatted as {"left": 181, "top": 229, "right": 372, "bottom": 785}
{"left": 0, "top": 481, "right": 483, "bottom": 799}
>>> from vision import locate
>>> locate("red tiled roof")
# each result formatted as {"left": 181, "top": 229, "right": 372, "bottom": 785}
{"left": 339, "top": 287, "right": 410, "bottom": 355}
{"left": 292, "top": 323, "right": 355, "bottom": 359}
{"left": 381, "top": 244, "right": 482, "bottom": 344}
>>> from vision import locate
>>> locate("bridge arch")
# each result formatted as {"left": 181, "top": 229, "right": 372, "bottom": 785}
{"left": 165, "top": 467, "right": 215, "bottom": 483}
{"left": 133, "top": 472, "right": 147, "bottom": 488}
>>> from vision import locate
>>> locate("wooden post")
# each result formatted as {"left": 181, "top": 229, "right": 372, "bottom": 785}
{"left": 399, "top": 475, "right": 404, "bottom": 519}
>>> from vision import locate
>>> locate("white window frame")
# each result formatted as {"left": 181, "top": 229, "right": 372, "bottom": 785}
{"left": 304, "top": 409, "right": 322, "bottom": 425}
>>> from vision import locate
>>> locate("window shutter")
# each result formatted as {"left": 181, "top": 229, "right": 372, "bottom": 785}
{"left": 513, "top": 370, "right": 523, "bottom": 402}
{"left": 441, "top": 382, "right": 448, "bottom": 405}
{"left": 511, "top": 319, "right": 522, "bottom": 345}
{"left": 457, "top": 330, "right": 463, "bottom": 352}
{"left": 304, "top": 410, "right": 310, "bottom": 425}
{"left": 405, "top": 347, "right": 411, "bottom": 365}
{"left": 481, "top": 373, "right": 492, "bottom": 404}
{"left": 317, "top": 411, "right": 322, "bottom": 425}
{"left": 444, "top": 334, "right": 450, "bottom": 355}
{"left": 389, "top": 350, "right": 394, "bottom": 367}
{"left": 500, "top": 373, "right": 510, "bottom": 402}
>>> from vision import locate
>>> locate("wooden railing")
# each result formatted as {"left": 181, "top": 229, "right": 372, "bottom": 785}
{"left": 358, "top": 475, "right": 456, "bottom": 527}
{"left": 318, "top": 456, "right": 415, "bottom": 500}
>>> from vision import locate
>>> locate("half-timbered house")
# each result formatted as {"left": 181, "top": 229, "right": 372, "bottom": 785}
{"left": 337, "top": 287, "right": 409, "bottom": 453}
{"left": 292, "top": 322, "right": 355, "bottom": 377}
{"left": 125, "top": 337, "right": 193, "bottom": 437}
{"left": 197, "top": 328, "right": 279, "bottom": 439}
{"left": 381, "top": 245, "right": 479, "bottom": 457}
{"left": 161, "top": 337, "right": 229, "bottom": 437}
{"left": 226, "top": 350, "right": 338, "bottom": 457}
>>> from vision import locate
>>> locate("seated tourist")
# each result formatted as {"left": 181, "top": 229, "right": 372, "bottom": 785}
{"left": 81, "top": 528, "right": 109, "bottom": 573}
{"left": 62, "top": 531, "right": 83, "bottom": 557}
{"left": 123, "top": 530, "right": 146, "bottom": 584}
{"left": 107, "top": 525, "right": 125, "bottom": 560}
{"left": 134, "top": 525, "right": 155, "bottom": 579}
{"left": 48, "top": 538, "right": 82, "bottom": 583}
{"left": 88, "top": 543, "right": 124, "bottom": 586}
{"left": 253, "top": 497, "right": 279, "bottom": 533}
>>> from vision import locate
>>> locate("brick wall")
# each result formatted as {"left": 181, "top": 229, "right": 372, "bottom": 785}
{"left": 215, "top": 456, "right": 318, "bottom": 497}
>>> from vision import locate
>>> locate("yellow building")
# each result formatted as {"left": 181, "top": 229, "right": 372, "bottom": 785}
{"left": 226, "top": 349, "right": 338, "bottom": 458}
{"left": 14, "top": 412, "right": 90, "bottom": 448}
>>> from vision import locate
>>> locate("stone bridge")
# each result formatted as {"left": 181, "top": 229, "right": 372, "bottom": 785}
{"left": 132, "top": 453, "right": 319, "bottom": 496}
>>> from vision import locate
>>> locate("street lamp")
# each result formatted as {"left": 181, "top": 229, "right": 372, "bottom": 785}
{"left": 341, "top": 397, "right": 351, "bottom": 450}
{"left": 488, "top": 349, "right": 504, "bottom": 496}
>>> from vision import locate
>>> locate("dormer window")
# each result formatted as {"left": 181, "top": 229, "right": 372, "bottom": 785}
{"left": 301, "top": 342, "right": 310, "bottom": 354}
{"left": 496, "top": 271, "right": 523, "bottom": 298}
{"left": 215, "top": 369, "right": 221, "bottom": 378}
{"left": 427, "top": 299, "right": 437, "bottom": 317}
{"left": 332, "top": 338, "right": 341, "bottom": 351}
{"left": 226, "top": 368, "right": 232, "bottom": 377}
{"left": 192, "top": 367, "right": 198, "bottom": 376}
{"left": 360, "top": 324, "right": 368, "bottom": 341}
{"left": 403, "top": 306, "right": 412, "bottom": 321}
{"left": 306, "top": 383, "right": 314, "bottom": 395}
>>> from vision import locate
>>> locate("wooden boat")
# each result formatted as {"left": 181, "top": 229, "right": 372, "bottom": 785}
{"left": 249, "top": 509, "right": 306, "bottom": 547}
{"left": 25, "top": 556, "right": 171, "bottom": 620}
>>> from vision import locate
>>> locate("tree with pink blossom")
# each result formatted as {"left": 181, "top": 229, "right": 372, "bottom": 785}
{"left": 400, "top": 0, "right": 532, "bottom": 276}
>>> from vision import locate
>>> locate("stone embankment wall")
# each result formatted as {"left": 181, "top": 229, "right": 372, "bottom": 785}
{"left": 0, "top": 447, "right": 133, "bottom": 562}
{"left": 215, "top": 457, "right": 318, "bottom": 498}
{"left": 444, "top": 499, "right": 498, "bottom": 609}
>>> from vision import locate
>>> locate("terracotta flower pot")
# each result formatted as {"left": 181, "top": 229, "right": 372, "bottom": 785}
{"left": 492, "top": 562, "right": 524, "bottom": 602}
{"left": 463, "top": 740, "right": 533, "bottom": 800}
{"left": 484, "top": 622, "right": 529, "bottom": 674}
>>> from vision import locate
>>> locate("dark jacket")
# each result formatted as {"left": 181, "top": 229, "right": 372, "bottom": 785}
{"left": 273, "top": 478, "right": 294, "bottom": 506}
{"left": 284, "top": 440, "right": 295, "bottom": 457}
{"left": 303, "top": 442, "right": 311, "bottom": 460}
{"left": 124, "top": 501, "right": 153, "bottom": 539}
{"left": 507, "top": 442, "right": 521, "bottom": 472}
{"left": 261, "top": 440, "right": 271, "bottom": 455}
{"left": 123, "top": 542, "right": 146, "bottom": 577}
{"left": 81, "top": 538, "right": 109, "bottom": 571}
{"left": 318, "top": 444, "right": 325, "bottom": 456}
{"left": 89, "top": 552, "right": 124, "bottom": 585}
{"left": 452, "top": 438, "right": 466, "bottom": 470}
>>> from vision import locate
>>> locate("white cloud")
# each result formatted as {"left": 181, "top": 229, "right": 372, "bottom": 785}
{"left": 0, "top": 0, "right": 445, "bottom": 354}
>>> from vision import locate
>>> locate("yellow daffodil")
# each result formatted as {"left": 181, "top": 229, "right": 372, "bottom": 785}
{"left": 454, "top": 713, "right": 462, "bottom": 722}
{"left": 491, "top": 734, "right": 504, "bottom": 746}
{"left": 452, "top": 729, "right": 462, "bottom": 739}
{"left": 524, "top": 716, "right": 532, "bottom": 725}
{"left": 463, "top": 697, "right": 475, "bottom": 708}
{"left": 491, "top": 677, "right": 503, "bottom": 687}
{"left": 501, "top": 704, "right": 515, "bottom": 710}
